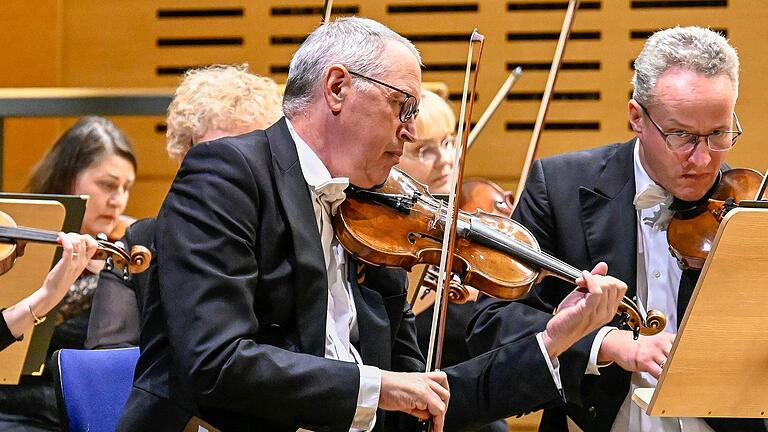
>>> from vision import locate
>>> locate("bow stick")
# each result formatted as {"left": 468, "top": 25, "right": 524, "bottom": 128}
{"left": 467, "top": 67, "right": 523, "bottom": 150}
{"left": 513, "top": 0, "right": 580, "bottom": 204}
{"left": 425, "top": 29, "right": 486, "bottom": 373}
{"left": 322, "top": 0, "right": 333, "bottom": 23}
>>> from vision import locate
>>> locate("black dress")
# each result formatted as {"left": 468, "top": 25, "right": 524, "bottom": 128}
{"left": 0, "top": 311, "right": 20, "bottom": 352}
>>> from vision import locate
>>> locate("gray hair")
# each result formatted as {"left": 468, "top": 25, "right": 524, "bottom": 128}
{"left": 632, "top": 26, "right": 739, "bottom": 105}
{"left": 283, "top": 17, "right": 421, "bottom": 118}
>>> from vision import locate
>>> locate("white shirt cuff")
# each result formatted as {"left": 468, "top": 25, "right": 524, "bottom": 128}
{"left": 536, "top": 332, "right": 562, "bottom": 391}
{"left": 351, "top": 364, "right": 381, "bottom": 431}
{"left": 585, "top": 326, "right": 616, "bottom": 375}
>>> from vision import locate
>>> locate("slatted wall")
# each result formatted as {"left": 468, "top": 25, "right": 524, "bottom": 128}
{"left": 2, "top": 0, "right": 766, "bottom": 221}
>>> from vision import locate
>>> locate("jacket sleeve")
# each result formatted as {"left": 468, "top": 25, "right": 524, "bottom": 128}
{"left": 156, "top": 140, "right": 361, "bottom": 431}
{"left": 444, "top": 332, "right": 565, "bottom": 431}
{"left": 467, "top": 159, "right": 599, "bottom": 407}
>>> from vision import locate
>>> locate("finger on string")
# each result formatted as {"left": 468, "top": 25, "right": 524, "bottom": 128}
{"left": 582, "top": 270, "right": 603, "bottom": 294}
{"left": 74, "top": 234, "right": 86, "bottom": 258}
{"left": 590, "top": 261, "right": 609, "bottom": 276}
{"left": 58, "top": 232, "right": 75, "bottom": 259}
{"left": 83, "top": 235, "right": 99, "bottom": 259}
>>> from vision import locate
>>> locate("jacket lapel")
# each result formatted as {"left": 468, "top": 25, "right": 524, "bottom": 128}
{"left": 267, "top": 118, "right": 328, "bottom": 357}
{"left": 578, "top": 140, "right": 638, "bottom": 298}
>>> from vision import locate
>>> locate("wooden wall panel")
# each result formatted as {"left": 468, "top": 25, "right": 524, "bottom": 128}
{"left": 0, "top": 1, "right": 65, "bottom": 194}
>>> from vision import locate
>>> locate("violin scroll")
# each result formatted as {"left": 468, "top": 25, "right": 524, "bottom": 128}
{"left": 99, "top": 241, "right": 151, "bottom": 275}
{"left": 421, "top": 265, "right": 472, "bottom": 304}
{"left": 616, "top": 297, "right": 666, "bottom": 338}
{"left": 0, "top": 211, "right": 152, "bottom": 277}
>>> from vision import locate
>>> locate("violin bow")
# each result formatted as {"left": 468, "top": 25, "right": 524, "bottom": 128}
{"left": 322, "top": 0, "right": 333, "bottom": 23}
{"left": 425, "top": 29, "right": 486, "bottom": 373}
{"left": 466, "top": 67, "right": 523, "bottom": 150}
{"left": 513, "top": 0, "right": 580, "bottom": 205}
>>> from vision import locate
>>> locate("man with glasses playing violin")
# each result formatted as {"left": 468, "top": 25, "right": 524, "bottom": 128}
{"left": 468, "top": 26, "right": 765, "bottom": 432}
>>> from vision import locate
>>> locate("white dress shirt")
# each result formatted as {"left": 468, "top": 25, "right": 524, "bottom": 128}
{"left": 288, "top": 120, "right": 381, "bottom": 432}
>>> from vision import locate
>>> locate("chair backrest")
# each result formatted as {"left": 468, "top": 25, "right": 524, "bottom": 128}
{"left": 51, "top": 347, "right": 139, "bottom": 432}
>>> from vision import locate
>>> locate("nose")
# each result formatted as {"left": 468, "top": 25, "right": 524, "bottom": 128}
{"left": 109, "top": 187, "right": 130, "bottom": 212}
{"left": 436, "top": 145, "right": 454, "bottom": 167}
{"left": 399, "top": 120, "right": 418, "bottom": 143}
{"left": 685, "top": 136, "right": 712, "bottom": 167}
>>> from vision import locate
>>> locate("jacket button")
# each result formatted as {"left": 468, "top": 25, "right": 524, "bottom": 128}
{"left": 588, "top": 406, "right": 597, "bottom": 418}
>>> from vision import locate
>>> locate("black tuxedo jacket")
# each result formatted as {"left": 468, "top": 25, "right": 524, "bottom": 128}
{"left": 468, "top": 140, "right": 766, "bottom": 432}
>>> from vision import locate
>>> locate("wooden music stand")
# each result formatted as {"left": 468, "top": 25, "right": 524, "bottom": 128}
{"left": 0, "top": 195, "right": 86, "bottom": 385}
{"left": 632, "top": 206, "right": 768, "bottom": 419}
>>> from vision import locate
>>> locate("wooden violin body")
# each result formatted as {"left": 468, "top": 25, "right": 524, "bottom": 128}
{"left": 460, "top": 178, "right": 514, "bottom": 218}
{"left": 668, "top": 168, "right": 767, "bottom": 270}
{"left": 336, "top": 168, "right": 666, "bottom": 336}
{"left": 338, "top": 169, "right": 536, "bottom": 300}
{"left": 0, "top": 210, "right": 151, "bottom": 277}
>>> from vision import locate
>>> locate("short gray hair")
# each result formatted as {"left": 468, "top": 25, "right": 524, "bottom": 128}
{"left": 283, "top": 17, "right": 421, "bottom": 118}
{"left": 632, "top": 26, "right": 739, "bottom": 105}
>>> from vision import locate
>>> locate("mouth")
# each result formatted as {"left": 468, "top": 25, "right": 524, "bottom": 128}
{"left": 434, "top": 174, "right": 451, "bottom": 185}
{"left": 680, "top": 172, "right": 710, "bottom": 180}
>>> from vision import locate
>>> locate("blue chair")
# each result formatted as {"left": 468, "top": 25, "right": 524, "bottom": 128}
{"left": 51, "top": 347, "right": 139, "bottom": 432}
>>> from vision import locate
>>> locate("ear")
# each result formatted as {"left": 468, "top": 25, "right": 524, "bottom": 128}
{"left": 323, "top": 65, "right": 349, "bottom": 115}
{"left": 628, "top": 99, "right": 644, "bottom": 133}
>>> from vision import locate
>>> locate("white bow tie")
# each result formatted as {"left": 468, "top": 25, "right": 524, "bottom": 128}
{"left": 313, "top": 178, "right": 349, "bottom": 216}
{"left": 633, "top": 183, "right": 674, "bottom": 231}
{"left": 633, "top": 183, "right": 673, "bottom": 210}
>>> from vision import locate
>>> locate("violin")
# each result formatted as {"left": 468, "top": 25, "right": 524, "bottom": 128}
{"left": 0, "top": 210, "right": 151, "bottom": 277}
{"left": 460, "top": 178, "right": 514, "bottom": 218}
{"left": 335, "top": 167, "right": 666, "bottom": 337}
{"left": 414, "top": 178, "right": 514, "bottom": 306}
{"left": 668, "top": 168, "right": 767, "bottom": 270}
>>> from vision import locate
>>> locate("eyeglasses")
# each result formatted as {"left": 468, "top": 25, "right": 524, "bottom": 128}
{"left": 348, "top": 71, "right": 419, "bottom": 123}
{"left": 639, "top": 103, "right": 742, "bottom": 153}
{"left": 406, "top": 135, "right": 455, "bottom": 164}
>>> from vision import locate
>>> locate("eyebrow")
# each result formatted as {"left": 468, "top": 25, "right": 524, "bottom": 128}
{"left": 663, "top": 117, "right": 732, "bottom": 133}
{"left": 100, "top": 173, "right": 135, "bottom": 184}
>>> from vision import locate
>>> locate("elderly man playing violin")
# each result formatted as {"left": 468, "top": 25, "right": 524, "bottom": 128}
{"left": 468, "top": 26, "right": 766, "bottom": 432}
{"left": 118, "top": 17, "right": 627, "bottom": 432}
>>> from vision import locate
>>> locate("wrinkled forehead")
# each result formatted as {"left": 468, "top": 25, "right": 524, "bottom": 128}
{"left": 379, "top": 41, "right": 422, "bottom": 98}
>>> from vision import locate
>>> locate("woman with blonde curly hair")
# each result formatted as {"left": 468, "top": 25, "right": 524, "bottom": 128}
{"left": 86, "top": 64, "right": 283, "bottom": 349}
{"left": 165, "top": 64, "right": 283, "bottom": 162}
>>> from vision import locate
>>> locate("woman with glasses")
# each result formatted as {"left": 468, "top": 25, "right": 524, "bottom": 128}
{"left": 397, "top": 89, "right": 456, "bottom": 194}
{"left": 397, "top": 89, "right": 508, "bottom": 432}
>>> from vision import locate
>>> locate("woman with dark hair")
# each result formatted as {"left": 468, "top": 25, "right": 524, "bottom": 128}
{"left": 0, "top": 116, "right": 137, "bottom": 431}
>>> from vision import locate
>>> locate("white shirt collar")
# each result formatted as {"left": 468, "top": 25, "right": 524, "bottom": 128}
{"left": 633, "top": 138, "right": 657, "bottom": 195}
{"left": 286, "top": 118, "right": 348, "bottom": 188}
